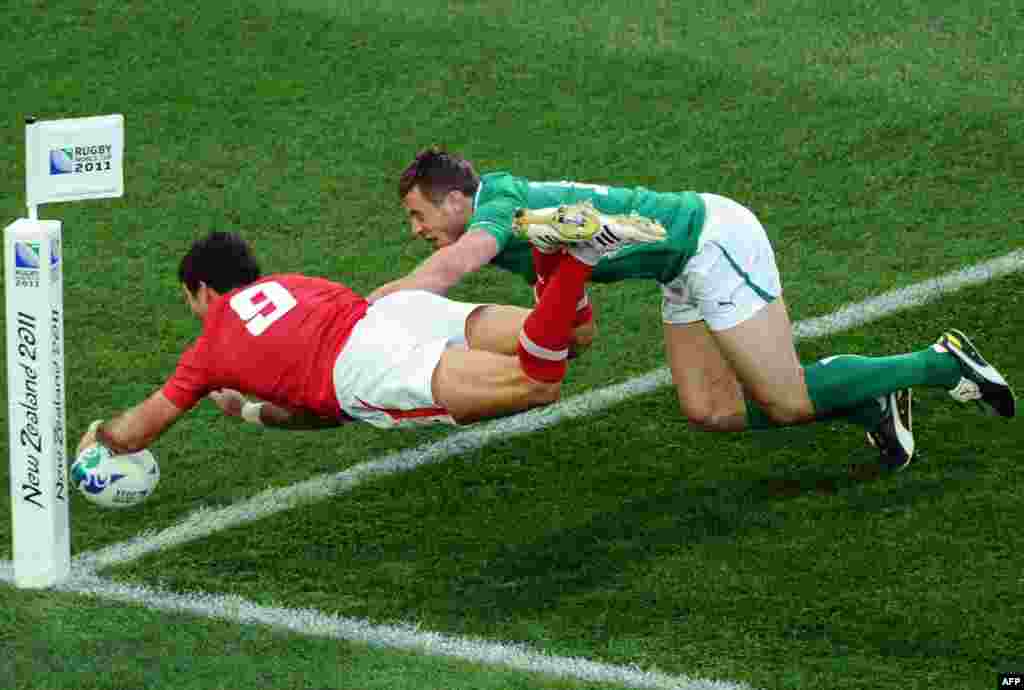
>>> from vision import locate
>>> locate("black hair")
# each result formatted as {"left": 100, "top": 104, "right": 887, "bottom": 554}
{"left": 178, "top": 231, "right": 261, "bottom": 295}
{"left": 398, "top": 146, "right": 479, "bottom": 204}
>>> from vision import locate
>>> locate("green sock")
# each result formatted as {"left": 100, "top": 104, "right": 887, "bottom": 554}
{"left": 744, "top": 348, "right": 961, "bottom": 430}
{"left": 804, "top": 349, "right": 959, "bottom": 416}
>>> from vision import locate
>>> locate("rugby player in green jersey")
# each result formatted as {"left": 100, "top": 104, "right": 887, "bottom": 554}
{"left": 370, "top": 147, "right": 1016, "bottom": 470}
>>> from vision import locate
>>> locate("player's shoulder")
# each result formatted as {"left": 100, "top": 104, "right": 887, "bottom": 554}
{"left": 219, "top": 274, "right": 358, "bottom": 304}
{"left": 477, "top": 171, "right": 529, "bottom": 203}
{"left": 480, "top": 170, "right": 518, "bottom": 185}
{"left": 266, "top": 272, "right": 321, "bottom": 287}
{"left": 256, "top": 272, "right": 344, "bottom": 290}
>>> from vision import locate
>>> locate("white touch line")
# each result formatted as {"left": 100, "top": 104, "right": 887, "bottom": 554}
{"left": 65, "top": 247, "right": 1024, "bottom": 571}
{"left": 791, "top": 249, "right": 1024, "bottom": 339}
{"left": 47, "top": 570, "right": 754, "bottom": 690}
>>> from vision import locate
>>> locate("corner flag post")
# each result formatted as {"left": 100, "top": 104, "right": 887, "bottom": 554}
{"left": 5, "top": 114, "right": 124, "bottom": 588}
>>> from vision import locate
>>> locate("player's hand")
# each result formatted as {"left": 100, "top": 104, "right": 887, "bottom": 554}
{"left": 209, "top": 389, "right": 246, "bottom": 418}
{"left": 76, "top": 419, "right": 104, "bottom": 456}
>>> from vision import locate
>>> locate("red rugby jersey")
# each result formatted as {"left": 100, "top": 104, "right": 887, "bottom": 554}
{"left": 162, "top": 274, "right": 369, "bottom": 419}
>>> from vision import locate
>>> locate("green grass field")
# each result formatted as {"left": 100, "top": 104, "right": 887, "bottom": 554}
{"left": 2, "top": 1, "right": 1023, "bottom": 688}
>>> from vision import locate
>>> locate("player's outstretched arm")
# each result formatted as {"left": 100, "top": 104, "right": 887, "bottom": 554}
{"left": 209, "top": 388, "right": 347, "bottom": 430}
{"left": 368, "top": 230, "right": 499, "bottom": 302}
{"left": 77, "top": 390, "right": 187, "bottom": 456}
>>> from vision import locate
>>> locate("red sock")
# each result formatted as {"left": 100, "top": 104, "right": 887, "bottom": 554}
{"left": 518, "top": 255, "right": 592, "bottom": 382}
{"left": 534, "top": 249, "right": 593, "bottom": 327}
{"left": 532, "top": 247, "right": 563, "bottom": 284}
{"left": 535, "top": 281, "right": 593, "bottom": 328}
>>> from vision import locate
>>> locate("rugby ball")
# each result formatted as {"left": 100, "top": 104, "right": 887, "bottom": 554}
{"left": 70, "top": 444, "right": 160, "bottom": 508}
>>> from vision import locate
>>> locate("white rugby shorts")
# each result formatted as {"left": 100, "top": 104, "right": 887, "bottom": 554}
{"left": 661, "top": 193, "right": 782, "bottom": 331}
{"left": 333, "top": 290, "right": 483, "bottom": 428}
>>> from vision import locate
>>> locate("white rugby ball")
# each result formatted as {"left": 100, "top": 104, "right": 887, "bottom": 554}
{"left": 70, "top": 444, "right": 160, "bottom": 508}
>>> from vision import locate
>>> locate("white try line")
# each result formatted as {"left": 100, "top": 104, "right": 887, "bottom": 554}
{"left": 60, "top": 246, "right": 1024, "bottom": 572}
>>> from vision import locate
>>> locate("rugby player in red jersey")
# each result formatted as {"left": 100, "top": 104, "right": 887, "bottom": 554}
{"left": 76, "top": 228, "right": 659, "bottom": 456}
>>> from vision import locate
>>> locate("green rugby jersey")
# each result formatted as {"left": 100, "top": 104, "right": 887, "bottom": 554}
{"left": 469, "top": 172, "right": 706, "bottom": 284}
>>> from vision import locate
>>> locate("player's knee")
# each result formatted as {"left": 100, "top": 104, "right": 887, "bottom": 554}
{"left": 758, "top": 398, "right": 814, "bottom": 425}
{"left": 677, "top": 388, "right": 760, "bottom": 431}
{"left": 678, "top": 399, "right": 734, "bottom": 432}
{"left": 528, "top": 380, "right": 561, "bottom": 407}
{"left": 684, "top": 410, "right": 734, "bottom": 432}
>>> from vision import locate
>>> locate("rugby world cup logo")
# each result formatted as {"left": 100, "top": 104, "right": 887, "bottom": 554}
{"left": 81, "top": 471, "right": 127, "bottom": 495}
{"left": 49, "top": 147, "right": 75, "bottom": 175}
{"left": 14, "top": 241, "right": 42, "bottom": 269}
{"left": 71, "top": 447, "right": 126, "bottom": 495}
{"left": 13, "top": 241, "right": 59, "bottom": 270}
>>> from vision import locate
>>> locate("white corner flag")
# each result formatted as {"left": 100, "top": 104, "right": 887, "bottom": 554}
{"left": 6, "top": 114, "right": 124, "bottom": 589}
{"left": 25, "top": 114, "right": 124, "bottom": 209}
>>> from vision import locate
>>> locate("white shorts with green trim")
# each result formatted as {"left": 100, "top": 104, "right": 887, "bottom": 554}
{"left": 661, "top": 193, "right": 782, "bottom": 331}
{"left": 333, "top": 290, "right": 483, "bottom": 428}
